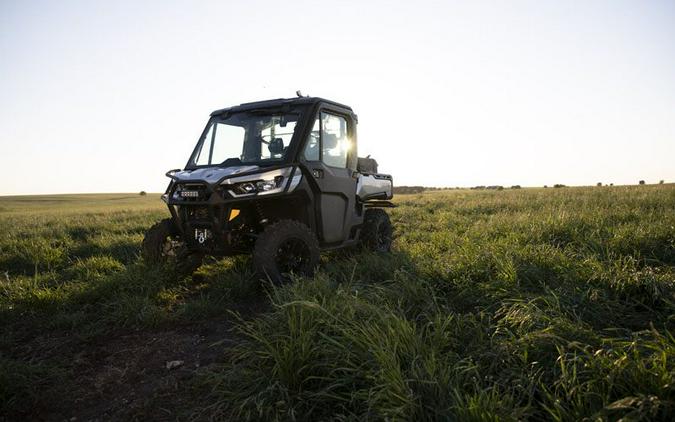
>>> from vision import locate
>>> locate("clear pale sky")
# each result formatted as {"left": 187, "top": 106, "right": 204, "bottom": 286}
{"left": 1, "top": 0, "right": 674, "bottom": 195}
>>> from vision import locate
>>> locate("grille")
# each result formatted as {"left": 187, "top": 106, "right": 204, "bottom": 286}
{"left": 186, "top": 207, "right": 209, "bottom": 220}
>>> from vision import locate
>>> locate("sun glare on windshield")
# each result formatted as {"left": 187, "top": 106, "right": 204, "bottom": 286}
{"left": 192, "top": 113, "right": 300, "bottom": 166}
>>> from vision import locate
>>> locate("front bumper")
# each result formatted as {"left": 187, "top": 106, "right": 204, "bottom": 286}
{"left": 162, "top": 165, "right": 305, "bottom": 252}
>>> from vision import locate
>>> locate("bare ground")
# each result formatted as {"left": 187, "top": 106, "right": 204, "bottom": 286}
{"left": 5, "top": 299, "right": 268, "bottom": 422}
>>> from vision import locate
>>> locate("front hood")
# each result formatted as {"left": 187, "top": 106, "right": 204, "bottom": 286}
{"left": 172, "top": 166, "right": 260, "bottom": 184}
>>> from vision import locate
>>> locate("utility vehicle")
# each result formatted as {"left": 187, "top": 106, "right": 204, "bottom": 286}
{"left": 142, "top": 95, "right": 394, "bottom": 281}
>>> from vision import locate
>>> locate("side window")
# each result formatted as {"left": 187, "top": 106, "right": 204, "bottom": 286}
{"left": 303, "top": 112, "right": 350, "bottom": 167}
{"left": 303, "top": 117, "right": 320, "bottom": 161}
{"left": 321, "top": 113, "right": 349, "bottom": 168}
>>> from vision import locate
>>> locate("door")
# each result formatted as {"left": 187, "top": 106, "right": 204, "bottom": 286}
{"left": 302, "top": 111, "right": 357, "bottom": 244}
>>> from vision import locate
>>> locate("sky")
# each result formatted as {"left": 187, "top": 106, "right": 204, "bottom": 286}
{"left": 1, "top": 0, "right": 674, "bottom": 195}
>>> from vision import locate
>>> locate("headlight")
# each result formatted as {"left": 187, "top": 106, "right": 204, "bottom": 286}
{"left": 223, "top": 167, "right": 301, "bottom": 197}
{"left": 231, "top": 176, "right": 284, "bottom": 195}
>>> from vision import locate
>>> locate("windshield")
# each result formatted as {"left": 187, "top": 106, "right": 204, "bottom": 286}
{"left": 190, "top": 111, "right": 300, "bottom": 167}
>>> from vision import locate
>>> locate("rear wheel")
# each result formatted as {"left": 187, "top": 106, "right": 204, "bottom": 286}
{"left": 142, "top": 218, "right": 203, "bottom": 276}
{"left": 361, "top": 208, "right": 393, "bottom": 252}
{"left": 253, "top": 220, "right": 320, "bottom": 283}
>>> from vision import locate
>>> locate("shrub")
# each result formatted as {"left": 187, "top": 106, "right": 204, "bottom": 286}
{"left": 511, "top": 185, "right": 521, "bottom": 189}
{"left": 597, "top": 182, "right": 602, "bottom": 187}
{"left": 554, "top": 184, "right": 566, "bottom": 188}
{"left": 139, "top": 191, "right": 147, "bottom": 196}
{"left": 639, "top": 180, "right": 646, "bottom": 185}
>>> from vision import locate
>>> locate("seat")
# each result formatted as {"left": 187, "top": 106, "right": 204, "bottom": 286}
{"left": 268, "top": 138, "right": 285, "bottom": 156}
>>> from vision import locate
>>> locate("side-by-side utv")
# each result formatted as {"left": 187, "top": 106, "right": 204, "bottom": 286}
{"left": 142, "top": 95, "right": 394, "bottom": 281}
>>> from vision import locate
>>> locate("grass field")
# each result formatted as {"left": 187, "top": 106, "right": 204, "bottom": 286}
{"left": 1, "top": 187, "right": 674, "bottom": 421}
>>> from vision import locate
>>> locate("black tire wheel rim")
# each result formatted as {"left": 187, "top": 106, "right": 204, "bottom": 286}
{"left": 160, "top": 236, "right": 181, "bottom": 258}
{"left": 275, "top": 237, "right": 311, "bottom": 275}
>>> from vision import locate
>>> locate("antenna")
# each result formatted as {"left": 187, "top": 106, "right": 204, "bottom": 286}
{"left": 296, "top": 90, "right": 307, "bottom": 98}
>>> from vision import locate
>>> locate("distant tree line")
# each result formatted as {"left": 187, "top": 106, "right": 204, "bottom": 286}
{"left": 394, "top": 185, "right": 524, "bottom": 194}
{"left": 471, "top": 185, "right": 504, "bottom": 190}
{"left": 393, "top": 186, "right": 426, "bottom": 194}
{"left": 595, "top": 180, "right": 667, "bottom": 187}
{"left": 393, "top": 180, "right": 668, "bottom": 194}
{"left": 393, "top": 186, "right": 456, "bottom": 194}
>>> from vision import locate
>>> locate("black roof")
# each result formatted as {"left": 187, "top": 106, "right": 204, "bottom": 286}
{"left": 210, "top": 96, "right": 353, "bottom": 116}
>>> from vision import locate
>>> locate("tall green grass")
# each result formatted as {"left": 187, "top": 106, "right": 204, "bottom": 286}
{"left": 1, "top": 187, "right": 674, "bottom": 420}
{"left": 202, "top": 186, "right": 675, "bottom": 420}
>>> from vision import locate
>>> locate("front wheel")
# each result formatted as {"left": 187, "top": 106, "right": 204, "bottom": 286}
{"left": 253, "top": 220, "right": 320, "bottom": 283}
{"left": 142, "top": 218, "right": 203, "bottom": 276}
{"left": 361, "top": 209, "right": 393, "bottom": 252}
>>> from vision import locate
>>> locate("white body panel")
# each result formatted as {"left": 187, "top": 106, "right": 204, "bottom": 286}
{"left": 357, "top": 174, "right": 393, "bottom": 201}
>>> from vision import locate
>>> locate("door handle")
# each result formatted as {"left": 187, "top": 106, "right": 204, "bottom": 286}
{"left": 312, "top": 169, "right": 324, "bottom": 179}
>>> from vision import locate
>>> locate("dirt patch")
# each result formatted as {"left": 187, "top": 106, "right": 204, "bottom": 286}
{"left": 66, "top": 322, "right": 231, "bottom": 421}
{"left": 9, "top": 300, "right": 268, "bottom": 422}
